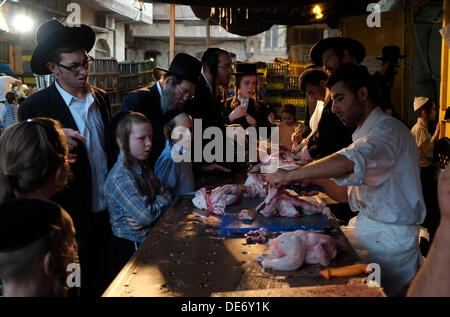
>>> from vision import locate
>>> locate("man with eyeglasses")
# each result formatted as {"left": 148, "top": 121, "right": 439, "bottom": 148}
{"left": 120, "top": 52, "right": 202, "bottom": 168}
{"left": 18, "top": 19, "right": 116, "bottom": 297}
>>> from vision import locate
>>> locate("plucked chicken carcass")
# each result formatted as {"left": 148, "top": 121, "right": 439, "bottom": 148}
{"left": 192, "top": 185, "right": 246, "bottom": 216}
{"left": 255, "top": 184, "right": 329, "bottom": 217}
{"left": 257, "top": 230, "right": 337, "bottom": 271}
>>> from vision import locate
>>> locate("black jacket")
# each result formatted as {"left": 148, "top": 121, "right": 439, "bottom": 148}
{"left": 18, "top": 83, "right": 115, "bottom": 229}
{"left": 120, "top": 84, "right": 165, "bottom": 168}
{"left": 185, "top": 75, "right": 225, "bottom": 131}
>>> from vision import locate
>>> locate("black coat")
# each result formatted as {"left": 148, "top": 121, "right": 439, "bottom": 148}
{"left": 18, "top": 83, "right": 115, "bottom": 230}
{"left": 185, "top": 75, "right": 225, "bottom": 131}
{"left": 307, "top": 99, "right": 356, "bottom": 159}
{"left": 120, "top": 84, "right": 165, "bottom": 168}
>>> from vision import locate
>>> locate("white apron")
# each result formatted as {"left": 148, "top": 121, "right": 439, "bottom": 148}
{"left": 341, "top": 213, "right": 424, "bottom": 296}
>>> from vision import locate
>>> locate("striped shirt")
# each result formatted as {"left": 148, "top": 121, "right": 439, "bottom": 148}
{"left": 0, "top": 102, "right": 18, "bottom": 128}
{"left": 105, "top": 154, "right": 172, "bottom": 243}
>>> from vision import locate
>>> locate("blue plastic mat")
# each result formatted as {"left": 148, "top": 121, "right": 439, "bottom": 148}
{"left": 219, "top": 197, "right": 331, "bottom": 235}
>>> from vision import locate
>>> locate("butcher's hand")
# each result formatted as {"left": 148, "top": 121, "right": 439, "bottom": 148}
{"left": 265, "top": 169, "right": 292, "bottom": 186}
{"left": 125, "top": 214, "right": 144, "bottom": 231}
{"left": 211, "top": 184, "right": 247, "bottom": 205}
{"left": 62, "top": 128, "right": 87, "bottom": 150}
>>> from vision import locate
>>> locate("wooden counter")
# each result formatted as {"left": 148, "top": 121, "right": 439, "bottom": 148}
{"left": 103, "top": 172, "right": 385, "bottom": 297}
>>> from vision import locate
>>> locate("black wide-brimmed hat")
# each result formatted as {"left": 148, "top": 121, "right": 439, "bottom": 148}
{"left": 376, "top": 45, "right": 406, "bottom": 62}
{"left": 31, "top": 19, "right": 95, "bottom": 75}
{"left": 310, "top": 37, "right": 366, "bottom": 66}
{"left": 0, "top": 198, "right": 62, "bottom": 252}
{"left": 156, "top": 53, "right": 202, "bottom": 84}
{"left": 233, "top": 62, "right": 263, "bottom": 76}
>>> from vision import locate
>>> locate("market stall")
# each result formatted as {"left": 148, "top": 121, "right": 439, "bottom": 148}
{"left": 103, "top": 171, "right": 385, "bottom": 297}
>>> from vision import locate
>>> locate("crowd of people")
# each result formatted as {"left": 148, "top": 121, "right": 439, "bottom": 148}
{"left": 0, "top": 17, "right": 448, "bottom": 298}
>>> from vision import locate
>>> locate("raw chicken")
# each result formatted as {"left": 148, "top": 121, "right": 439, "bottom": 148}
{"left": 245, "top": 228, "right": 281, "bottom": 244}
{"left": 257, "top": 230, "right": 337, "bottom": 271}
{"left": 238, "top": 209, "right": 256, "bottom": 221}
{"left": 244, "top": 173, "right": 266, "bottom": 198}
{"left": 192, "top": 185, "right": 245, "bottom": 216}
{"left": 255, "top": 184, "right": 328, "bottom": 217}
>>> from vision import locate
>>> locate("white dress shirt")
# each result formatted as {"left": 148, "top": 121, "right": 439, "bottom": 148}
{"left": 55, "top": 81, "right": 108, "bottom": 213}
{"left": 335, "top": 106, "right": 426, "bottom": 225}
{"left": 237, "top": 95, "right": 249, "bottom": 110}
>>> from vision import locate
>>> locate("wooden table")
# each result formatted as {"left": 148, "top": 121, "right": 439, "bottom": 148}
{"left": 103, "top": 173, "right": 385, "bottom": 297}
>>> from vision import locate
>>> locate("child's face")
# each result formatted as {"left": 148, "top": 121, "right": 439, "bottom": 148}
{"left": 281, "top": 112, "right": 295, "bottom": 126}
{"left": 129, "top": 122, "right": 153, "bottom": 162}
{"left": 238, "top": 75, "right": 257, "bottom": 99}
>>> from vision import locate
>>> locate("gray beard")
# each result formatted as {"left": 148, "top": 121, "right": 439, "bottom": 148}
{"left": 160, "top": 86, "right": 179, "bottom": 113}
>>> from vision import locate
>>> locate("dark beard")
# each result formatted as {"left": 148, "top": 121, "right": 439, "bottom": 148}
{"left": 160, "top": 86, "right": 179, "bottom": 113}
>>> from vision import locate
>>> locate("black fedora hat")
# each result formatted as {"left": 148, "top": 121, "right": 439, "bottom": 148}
{"left": 31, "top": 19, "right": 95, "bottom": 75}
{"left": 310, "top": 37, "right": 366, "bottom": 67}
{"left": 233, "top": 62, "right": 263, "bottom": 76}
{"left": 156, "top": 53, "right": 202, "bottom": 84}
{"left": 376, "top": 45, "right": 406, "bottom": 62}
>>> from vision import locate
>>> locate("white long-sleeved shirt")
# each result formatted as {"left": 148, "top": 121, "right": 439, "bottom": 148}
{"left": 411, "top": 117, "right": 434, "bottom": 167}
{"left": 55, "top": 81, "right": 109, "bottom": 213}
{"left": 335, "top": 107, "right": 426, "bottom": 225}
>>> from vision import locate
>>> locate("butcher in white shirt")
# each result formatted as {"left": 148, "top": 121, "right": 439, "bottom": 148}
{"left": 266, "top": 63, "right": 426, "bottom": 296}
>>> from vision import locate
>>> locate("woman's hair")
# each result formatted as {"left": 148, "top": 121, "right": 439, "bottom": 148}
{"left": 116, "top": 112, "right": 152, "bottom": 169}
{"left": 0, "top": 118, "right": 69, "bottom": 203}
{"left": 280, "top": 104, "right": 297, "bottom": 119}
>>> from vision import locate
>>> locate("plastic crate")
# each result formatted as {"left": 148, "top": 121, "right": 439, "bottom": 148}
{"left": 433, "top": 137, "right": 450, "bottom": 169}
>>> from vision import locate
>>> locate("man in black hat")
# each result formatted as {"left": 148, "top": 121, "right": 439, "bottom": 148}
{"left": 373, "top": 45, "right": 406, "bottom": 118}
{"left": 300, "top": 37, "right": 362, "bottom": 162}
{"left": 18, "top": 18, "right": 115, "bottom": 296}
{"left": 0, "top": 198, "right": 78, "bottom": 297}
{"left": 120, "top": 52, "right": 202, "bottom": 168}
{"left": 184, "top": 47, "right": 234, "bottom": 174}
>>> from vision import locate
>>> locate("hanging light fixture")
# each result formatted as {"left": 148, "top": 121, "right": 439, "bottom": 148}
{"left": 313, "top": 5, "right": 323, "bottom": 20}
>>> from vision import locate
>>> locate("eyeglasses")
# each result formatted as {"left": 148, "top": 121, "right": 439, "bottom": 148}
{"left": 176, "top": 83, "right": 194, "bottom": 99}
{"left": 56, "top": 57, "right": 92, "bottom": 72}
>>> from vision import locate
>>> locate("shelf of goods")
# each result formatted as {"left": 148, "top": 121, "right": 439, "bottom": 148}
{"left": 263, "top": 61, "right": 307, "bottom": 121}
{"left": 89, "top": 59, "right": 120, "bottom": 116}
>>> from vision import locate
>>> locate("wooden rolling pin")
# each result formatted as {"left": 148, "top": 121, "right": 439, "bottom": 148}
{"left": 320, "top": 264, "right": 370, "bottom": 280}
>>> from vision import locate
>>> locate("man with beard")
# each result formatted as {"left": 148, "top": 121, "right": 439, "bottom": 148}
{"left": 120, "top": 53, "right": 201, "bottom": 168}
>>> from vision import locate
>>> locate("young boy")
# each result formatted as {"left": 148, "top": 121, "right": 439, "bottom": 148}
{"left": 104, "top": 112, "right": 172, "bottom": 280}
{"left": 155, "top": 110, "right": 195, "bottom": 196}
